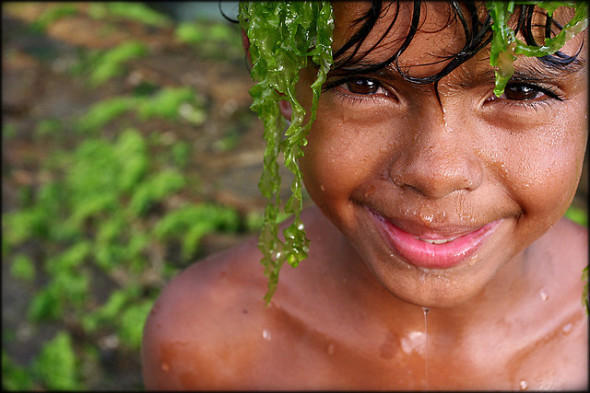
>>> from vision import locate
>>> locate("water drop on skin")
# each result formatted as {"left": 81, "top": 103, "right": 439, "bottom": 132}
{"left": 562, "top": 323, "right": 572, "bottom": 334}
{"left": 519, "top": 380, "right": 528, "bottom": 390}
{"left": 539, "top": 289, "right": 548, "bottom": 302}
{"left": 262, "top": 329, "right": 271, "bottom": 341}
{"left": 400, "top": 331, "right": 425, "bottom": 354}
{"left": 327, "top": 343, "right": 335, "bottom": 356}
{"left": 423, "top": 307, "right": 430, "bottom": 386}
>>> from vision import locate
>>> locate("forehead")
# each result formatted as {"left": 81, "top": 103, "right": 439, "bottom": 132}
{"left": 331, "top": 1, "right": 587, "bottom": 80}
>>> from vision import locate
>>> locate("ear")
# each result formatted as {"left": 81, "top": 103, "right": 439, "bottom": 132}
{"left": 279, "top": 99, "right": 292, "bottom": 121}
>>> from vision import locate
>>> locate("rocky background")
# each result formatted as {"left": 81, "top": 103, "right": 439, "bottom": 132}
{"left": 2, "top": 3, "right": 587, "bottom": 391}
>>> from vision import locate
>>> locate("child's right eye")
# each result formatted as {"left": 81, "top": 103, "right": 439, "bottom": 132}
{"left": 343, "top": 78, "right": 382, "bottom": 95}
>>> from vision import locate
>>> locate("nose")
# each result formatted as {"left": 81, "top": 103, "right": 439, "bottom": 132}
{"left": 389, "top": 112, "right": 483, "bottom": 199}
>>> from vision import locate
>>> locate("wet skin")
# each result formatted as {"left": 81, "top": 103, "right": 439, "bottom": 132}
{"left": 142, "top": 2, "right": 588, "bottom": 390}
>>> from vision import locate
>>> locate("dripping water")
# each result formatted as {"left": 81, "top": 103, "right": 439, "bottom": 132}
{"left": 422, "top": 307, "right": 430, "bottom": 386}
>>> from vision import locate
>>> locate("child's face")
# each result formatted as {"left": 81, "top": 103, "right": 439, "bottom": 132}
{"left": 295, "top": 2, "right": 587, "bottom": 307}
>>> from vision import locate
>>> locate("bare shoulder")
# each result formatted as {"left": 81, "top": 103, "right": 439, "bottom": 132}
{"left": 520, "top": 217, "right": 588, "bottom": 389}
{"left": 141, "top": 235, "right": 271, "bottom": 390}
{"left": 140, "top": 206, "right": 360, "bottom": 389}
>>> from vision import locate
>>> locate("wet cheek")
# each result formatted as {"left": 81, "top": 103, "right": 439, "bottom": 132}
{"left": 300, "top": 118, "right": 385, "bottom": 224}
{"left": 507, "top": 124, "right": 584, "bottom": 220}
{"left": 301, "top": 133, "right": 360, "bottom": 204}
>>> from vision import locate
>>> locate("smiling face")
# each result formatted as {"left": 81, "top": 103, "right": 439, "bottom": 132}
{"left": 295, "top": 2, "right": 587, "bottom": 307}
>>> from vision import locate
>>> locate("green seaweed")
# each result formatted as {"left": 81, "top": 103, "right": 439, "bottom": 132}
{"left": 238, "top": 2, "right": 334, "bottom": 303}
{"left": 487, "top": 1, "right": 588, "bottom": 96}
{"left": 239, "top": 1, "right": 587, "bottom": 304}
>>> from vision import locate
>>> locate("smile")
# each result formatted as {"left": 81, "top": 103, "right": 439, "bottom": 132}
{"left": 369, "top": 209, "right": 502, "bottom": 269}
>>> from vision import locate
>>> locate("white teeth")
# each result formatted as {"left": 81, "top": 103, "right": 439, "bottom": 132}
{"left": 419, "top": 237, "right": 458, "bottom": 245}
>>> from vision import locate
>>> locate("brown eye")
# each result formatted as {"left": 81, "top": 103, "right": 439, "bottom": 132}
{"left": 346, "top": 78, "right": 380, "bottom": 95}
{"left": 503, "top": 83, "right": 542, "bottom": 100}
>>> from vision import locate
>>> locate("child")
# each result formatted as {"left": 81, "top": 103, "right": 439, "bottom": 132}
{"left": 142, "top": 1, "right": 588, "bottom": 389}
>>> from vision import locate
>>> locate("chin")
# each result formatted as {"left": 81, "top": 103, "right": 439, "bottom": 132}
{"left": 364, "top": 257, "right": 493, "bottom": 309}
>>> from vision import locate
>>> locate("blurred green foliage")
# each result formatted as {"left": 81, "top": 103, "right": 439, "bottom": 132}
{"left": 565, "top": 205, "right": 588, "bottom": 227}
{"left": 175, "top": 19, "right": 243, "bottom": 60}
{"left": 89, "top": 41, "right": 148, "bottom": 86}
{"left": 2, "top": 351, "right": 33, "bottom": 391}
{"left": 30, "top": 3, "right": 77, "bottom": 32}
{"left": 2, "top": 2, "right": 250, "bottom": 390}
{"left": 33, "top": 332, "right": 79, "bottom": 390}
{"left": 10, "top": 254, "right": 35, "bottom": 282}
{"left": 77, "top": 87, "right": 205, "bottom": 133}
{"left": 88, "top": 2, "right": 171, "bottom": 27}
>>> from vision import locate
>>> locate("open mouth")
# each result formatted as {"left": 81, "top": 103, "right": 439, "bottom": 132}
{"left": 369, "top": 209, "right": 502, "bottom": 269}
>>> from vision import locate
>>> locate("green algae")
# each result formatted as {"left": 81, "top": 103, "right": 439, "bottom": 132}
{"left": 238, "top": 2, "right": 333, "bottom": 303}
{"left": 487, "top": 1, "right": 588, "bottom": 96}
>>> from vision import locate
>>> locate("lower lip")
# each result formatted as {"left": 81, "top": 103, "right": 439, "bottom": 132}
{"left": 371, "top": 211, "right": 501, "bottom": 269}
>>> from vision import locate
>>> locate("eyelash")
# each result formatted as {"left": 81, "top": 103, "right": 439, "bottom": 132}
{"left": 325, "top": 77, "right": 564, "bottom": 110}
{"left": 325, "top": 77, "right": 394, "bottom": 105}
{"left": 485, "top": 82, "right": 563, "bottom": 110}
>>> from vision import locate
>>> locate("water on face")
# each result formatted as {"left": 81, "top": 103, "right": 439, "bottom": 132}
{"left": 423, "top": 307, "right": 430, "bottom": 386}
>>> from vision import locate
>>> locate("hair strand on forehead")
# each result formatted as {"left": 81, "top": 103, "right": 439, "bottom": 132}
{"left": 331, "top": 0, "right": 583, "bottom": 85}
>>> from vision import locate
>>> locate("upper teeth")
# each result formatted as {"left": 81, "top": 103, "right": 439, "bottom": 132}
{"left": 419, "top": 237, "right": 458, "bottom": 245}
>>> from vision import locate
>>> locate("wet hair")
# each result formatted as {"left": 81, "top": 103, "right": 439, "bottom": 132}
{"left": 329, "top": 1, "right": 582, "bottom": 84}
{"left": 229, "top": 1, "right": 582, "bottom": 86}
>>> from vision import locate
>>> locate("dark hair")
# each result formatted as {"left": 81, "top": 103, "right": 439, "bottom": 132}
{"left": 330, "top": 0, "right": 582, "bottom": 85}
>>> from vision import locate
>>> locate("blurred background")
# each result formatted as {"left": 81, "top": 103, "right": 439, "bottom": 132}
{"left": 2, "top": 2, "right": 587, "bottom": 390}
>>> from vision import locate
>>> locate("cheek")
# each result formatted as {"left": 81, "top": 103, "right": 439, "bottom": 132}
{"left": 499, "top": 113, "right": 586, "bottom": 225}
{"left": 299, "top": 102, "right": 393, "bottom": 224}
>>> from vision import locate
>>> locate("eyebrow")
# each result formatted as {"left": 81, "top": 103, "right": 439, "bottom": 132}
{"left": 506, "top": 56, "right": 586, "bottom": 83}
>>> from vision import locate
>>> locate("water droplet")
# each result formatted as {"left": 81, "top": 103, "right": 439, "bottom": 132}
{"left": 327, "top": 343, "right": 335, "bottom": 355}
{"left": 423, "top": 306, "right": 429, "bottom": 382}
{"left": 363, "top": 185, "right": 376, "bottom": 199}
{"left": 539, "top": 289, "right": 548, "bottom": 302}
{"left": 262, "top": 329, "right": 272, "bottom": 341}
{"left": 400, "top": 331, "right": 425, "bottom": 354}
{"left": 562, "top": 323, "right": 572, "bottom": 334}
{"left": 161, "top": 362, "right": 170, "bottom": 372}
{"left": 320, "top": 184, "right": 326, "bottom": 192}
{"left": 519, "top": 379, "right": 528, "bottom": 390}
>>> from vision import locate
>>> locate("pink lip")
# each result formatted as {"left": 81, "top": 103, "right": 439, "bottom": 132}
{"left": 370, "top": 210, "right": 501, "bottom": 269}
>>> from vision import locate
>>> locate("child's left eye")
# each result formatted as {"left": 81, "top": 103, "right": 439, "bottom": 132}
{"left": 487, "top": 82, "right": 563, "bottom": 106}
{"left": 502, "top": 83, "right": 559, "bottom": 101}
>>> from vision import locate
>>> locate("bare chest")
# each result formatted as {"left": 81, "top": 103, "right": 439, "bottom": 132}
{"left": 249, "top": 312, "right": 587, "bottom": 390}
